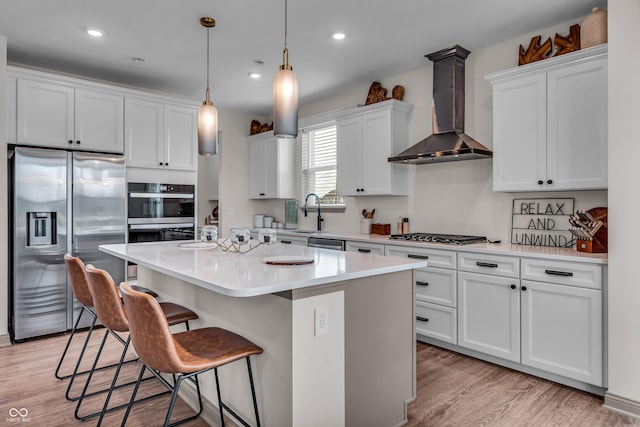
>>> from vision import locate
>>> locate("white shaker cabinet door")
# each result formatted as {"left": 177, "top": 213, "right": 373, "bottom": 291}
{"left": 164, "top": 103, "right": 197, "bottom": 171}
{"left": 17, "top": 79, "right": 74, "bottom": 149}
{"left": 458, "top": 271, "right": 520, "bottom": 362}
{"left": 546, "top": 58, "right": 608, "bottom": 191}
{"left": 248, "top": 137, "right": 267, "bottom": 198}
{"left": 336, "top": 115, "right": 362, "bottom": 196}
{"left": 75, "top": 88, "right": 124, "bottom": 153}
{"left": 521, "top": 280, "right": 603, "bottom": 386}
{"left": 361, "top": 109, "right": 393, "bottom": 195}
{"left": 491, "top": 73, "right": 547, "bottom": 192}
{"left": 125, "top": 98, "right": 164, "bottom": 168}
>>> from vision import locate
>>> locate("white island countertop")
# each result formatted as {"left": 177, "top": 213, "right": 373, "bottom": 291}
{"left": 99, "top": 241, "right": 427, "bottom": 297}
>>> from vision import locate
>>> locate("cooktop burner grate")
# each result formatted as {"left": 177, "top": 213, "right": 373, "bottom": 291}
{"left": 389, "top": 233, "right": 487, "bottom": 245}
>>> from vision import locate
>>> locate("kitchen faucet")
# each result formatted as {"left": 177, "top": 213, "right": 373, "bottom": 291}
{"left": 304, "top": 193, "right": 323, "bottom": 231}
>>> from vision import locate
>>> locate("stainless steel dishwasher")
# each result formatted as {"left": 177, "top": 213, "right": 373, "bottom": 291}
{"left": 307, "top": 236, "right": 346, "bottom": 251}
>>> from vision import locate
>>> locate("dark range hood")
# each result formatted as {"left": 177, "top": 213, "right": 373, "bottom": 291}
{"left": 388, "top": 45, "right": 493, "bottom": 164}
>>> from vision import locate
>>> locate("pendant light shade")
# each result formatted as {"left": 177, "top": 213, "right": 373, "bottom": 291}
{"left": 273, "top": 0, "right": 299, "bottom": 139}
{"left": 198, "top": 17, "right": 218, "bottom": 156}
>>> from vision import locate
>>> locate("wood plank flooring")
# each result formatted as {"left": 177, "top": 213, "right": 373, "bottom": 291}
{"left": 1, "top": 331, "right": 639, "bottom": 426}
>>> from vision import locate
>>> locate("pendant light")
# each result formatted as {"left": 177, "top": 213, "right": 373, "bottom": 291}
{"left": 198, "top": 17, "right": 219, "bottom": 156}
{"left": 273, "top": 0, "right": 299, "bottom": 139}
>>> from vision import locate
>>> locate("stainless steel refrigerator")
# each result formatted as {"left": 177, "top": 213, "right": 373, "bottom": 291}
{"left": 9, "top": 146, "right": 126, "bottom": 341}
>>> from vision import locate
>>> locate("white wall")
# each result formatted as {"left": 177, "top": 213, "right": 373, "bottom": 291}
{"left": 263, "top": 17, "right": 606, "bottom": 241}
{"left": 0, "top": 36, "right": 8, "bottom": 344}
{"left": 606, "top": 0, "right": 640, "bottom": 413}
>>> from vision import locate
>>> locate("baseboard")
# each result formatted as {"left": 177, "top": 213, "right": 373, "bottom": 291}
{"left": 604, "top": 392, "right": 640, "bottom": 419}
{"left": 0, "top": 334, "right": 12, "bottom": 348}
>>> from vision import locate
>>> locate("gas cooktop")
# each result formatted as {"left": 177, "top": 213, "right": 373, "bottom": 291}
{"left": 389, "top": 233, "right": 487, "bottom": 245}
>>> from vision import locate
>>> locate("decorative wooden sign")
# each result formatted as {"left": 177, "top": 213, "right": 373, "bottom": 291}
{"left": 518, "top": 35, "right": 552, "bottom": 66}
{"left": 554, "top": 24, "right": 581, "bottom": 56}
{"left": 511, "top": 198, "right": 575, "bottom": 247}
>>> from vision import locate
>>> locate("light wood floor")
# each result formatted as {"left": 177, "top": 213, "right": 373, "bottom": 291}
{"left": 1, "top": 330, "right": 639, "bottom": 426}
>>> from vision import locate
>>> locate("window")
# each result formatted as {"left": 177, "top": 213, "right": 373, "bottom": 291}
{"left": 301, "top": 124, "right": 345, "bottom": 208}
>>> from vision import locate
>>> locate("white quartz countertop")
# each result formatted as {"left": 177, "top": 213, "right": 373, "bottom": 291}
{"left": 99, "top": 241, "right": 427, "bottom": 297}
{"left": 246, "top": 229, "right": 608, "bottom": 265}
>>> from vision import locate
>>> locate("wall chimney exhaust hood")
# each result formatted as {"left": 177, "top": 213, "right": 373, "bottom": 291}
{"left": 388, "top": 45, "right": 492, "bottom": 164}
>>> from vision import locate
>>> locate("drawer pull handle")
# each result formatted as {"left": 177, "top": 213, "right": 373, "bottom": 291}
{"left": 416, "top": 316, "right": 429, "bottom": 322}
{"left": 416, "top": 281, "right": 429, "bottom": 287}
{"left": 408, "top": 254, "right": 428, "bottom": 260}
{"left": 281, "top": 240, "right": 292, "bottom": 244}
{"left": 358, "top": 248, "right": 371, "bottom": 253}
{"left": 544, "top": 269, "right": 573, "bottom": 277}
{"left": 476, "top": 262, "right": 498, "bottom": 268}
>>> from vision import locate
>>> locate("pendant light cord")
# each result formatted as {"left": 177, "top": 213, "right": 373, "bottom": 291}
{"left": 206, "top": 27, "right": 211, "bottom": 94}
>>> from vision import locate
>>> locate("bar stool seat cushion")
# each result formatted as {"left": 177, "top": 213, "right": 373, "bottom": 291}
{"left": 159, "top": 302, "right": 199, "bottom": 326}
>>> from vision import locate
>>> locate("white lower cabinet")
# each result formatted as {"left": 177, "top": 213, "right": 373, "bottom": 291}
{"left": 345, "top": 241, "right": 385, "bottom": 255}
{"left": 458, "top": 271, "right": 521, "bottom": 362}
{"left": 386, "top": 245, "right": 457, "bottom": 344}
{"left": 521, "top": 278, "right": 603, "bottom": 386}
{"left": 456, "top": 253, "right": 604, "bottom": 387}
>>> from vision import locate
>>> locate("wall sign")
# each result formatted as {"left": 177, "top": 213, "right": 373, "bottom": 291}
{"left": 511, "top": 198, "right": 575, "bottom": 247}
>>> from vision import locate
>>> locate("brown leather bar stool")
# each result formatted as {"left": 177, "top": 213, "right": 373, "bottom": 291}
{"left": 75, "top": 265, "right": 198, "bottom": 425}
{"left": 57, "top": 254, "right": 160, "bottom": 401}
{"left": 120, "top": 282, "right": 264, "bottom": 427}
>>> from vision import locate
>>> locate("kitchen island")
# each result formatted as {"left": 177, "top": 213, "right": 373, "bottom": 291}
{"left": 100, "top": 241, "right": 426, "bottom": 427}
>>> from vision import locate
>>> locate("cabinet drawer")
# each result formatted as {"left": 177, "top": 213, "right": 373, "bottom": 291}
{"left": 416, "top": 301, "right": 457, "bottom": 344}
{"left": 385, "top": 245, "right": 456, "bottom": 270}
{"left": 521, "top": 258, "right": 602, "bottom": 290}
{"left": 458, "top": 252, "right": 519, "bottom": 278}
{"left": 346, "top": 241, "right": 385, "bottom": 255}
{"left": 415, "top": 269, "right": 456, "bottom": 308}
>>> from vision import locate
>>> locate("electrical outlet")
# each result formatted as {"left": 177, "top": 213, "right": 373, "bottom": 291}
{"left": 315, "top": 305, "right": 328, "bottom": 336}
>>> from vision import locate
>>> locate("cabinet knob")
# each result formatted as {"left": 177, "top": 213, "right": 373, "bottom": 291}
{"left": 76, "top": 140, "right": 81, "bottom": 144}
{"left": 68, "top": 140, "right": 73, "bottom": 144}
{"left": 164, "top": 162, "right": 169, "bottom": 166}
{"left": 510, "top": 284, "right": 516, "bottom": 289}
{"left": 159, "top": 162, "right": 163, "bottom": 166}
{"left": 360, "top": 188, "right": 364, "bottom": 192}
{"left": 356, "top": 189, "right": 361, "bottom": 192}
{"left": 547, "top": 179, "right": 553, "bottom": 185}
{"left": 537, "top": 180, "right": 544, "bottom": 185}
{"left": 521, "top": 286, "right": 527, "bottom": 291}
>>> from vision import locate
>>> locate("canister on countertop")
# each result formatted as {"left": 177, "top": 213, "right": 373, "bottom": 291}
{"left": 254, "top": 214, "right": 265, "bottom": 228}
{"left": 402, "top": 217, "right": 409, "bottom": 234}
{"left": 397, "top": 216, "right": 403, "bottom": 234}
{"left": 264, "top": 216, "right": 274, "bottom": 228}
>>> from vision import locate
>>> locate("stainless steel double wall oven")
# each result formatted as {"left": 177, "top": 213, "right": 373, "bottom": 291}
{"left": 127, "top": 183, "right": 195, "bottom": 243}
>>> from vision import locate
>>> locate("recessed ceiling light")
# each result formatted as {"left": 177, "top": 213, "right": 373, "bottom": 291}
{"left": 332, "top": 32, "right": 345, "bottom": 40}
{"left": 249, "top": 72, "right": 261, "bottom": 79}
{"left": 87, "top": 28, "right": 104, "bottom": 38}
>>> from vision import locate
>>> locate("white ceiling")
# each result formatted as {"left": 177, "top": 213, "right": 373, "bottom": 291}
{"left": 1, "top": 0, "right": 606, "bottom": 116}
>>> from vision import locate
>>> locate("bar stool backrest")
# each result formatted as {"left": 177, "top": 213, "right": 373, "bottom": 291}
{"left": 85, "top": 265, "right": 130, "bottom": 333}
{"left": 120, "top": 282, "right": 184, "bottom": 373}
{"left": 64, "top": 254, "right": 93, "bottom": 308}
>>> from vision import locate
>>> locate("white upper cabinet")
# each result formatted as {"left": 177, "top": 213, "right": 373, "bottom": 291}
{"left": 486, "top": 45, "right": 608, "bottom": 192}
{"left": 16, "top": 79, "right": 124, "bottom": 153}
{"left": 335, "top": 100, "right": 412, "bottom": 196}
{"left": 125, "top": 98, "right": 197, "bottom": 171}
{"left": 163, "top": 103, "right": 198, "bottom": 171}
{"left": 6, "top": 76, "right": 16, "bottom": 144}
{"left": 248, "top": 131, "right": 295, "bottom": 199}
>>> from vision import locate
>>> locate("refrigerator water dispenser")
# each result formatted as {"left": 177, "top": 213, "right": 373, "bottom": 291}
{"left": 26, "top": 212, "right": 56, "bottom": 246}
